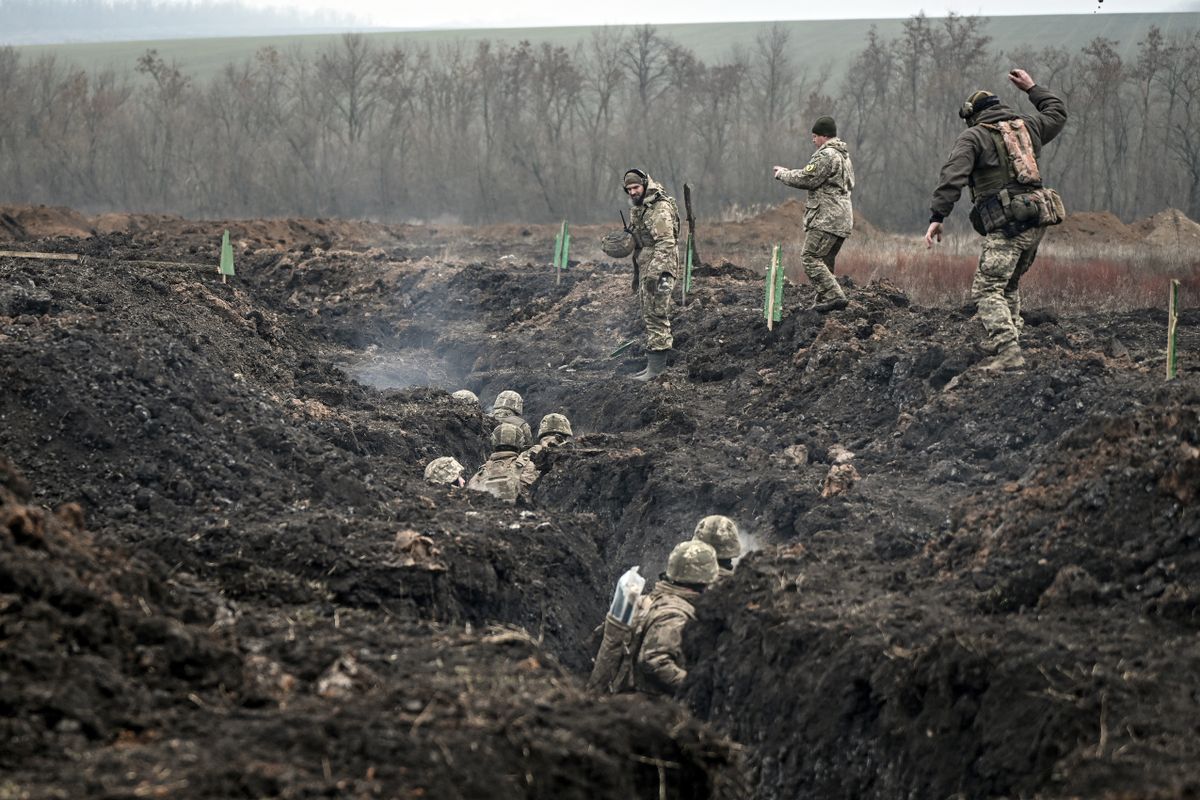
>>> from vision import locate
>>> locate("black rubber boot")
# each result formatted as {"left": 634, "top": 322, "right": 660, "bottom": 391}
{"left": 814, "top": 296, "right": 849, "bottom": 313}
{"left": 633, "top": 349, "right": 669, "bottom": 381}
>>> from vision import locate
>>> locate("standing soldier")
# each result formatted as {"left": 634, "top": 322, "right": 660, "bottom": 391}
{"left": 925, "top": 69, "right": 1068, "bottom": 370}
{"left": 623, "top": 168, "right": 679, "bottom": 381}
{"left": 773, "top": 116, "right": 855, "bottom": 313}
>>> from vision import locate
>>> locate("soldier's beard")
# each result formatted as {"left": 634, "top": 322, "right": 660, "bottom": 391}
{"left": 629, "top": 195, "right": 644, "bottom": 206}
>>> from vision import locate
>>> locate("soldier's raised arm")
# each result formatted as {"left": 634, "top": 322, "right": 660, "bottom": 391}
{"left": 1010, "top": 69, "right": 1067, "bottom": 147}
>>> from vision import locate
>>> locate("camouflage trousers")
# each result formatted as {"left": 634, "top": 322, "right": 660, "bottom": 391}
{"left": 972, "top": 226, "right": 1046, "bottom": 354}
{"left": 639, "top": 273, "right": 675, "bottom": 351}
{"left": 801, "top": 229, "right": 846, "bottom": 303}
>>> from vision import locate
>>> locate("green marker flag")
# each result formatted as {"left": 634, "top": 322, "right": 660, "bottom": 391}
{"left": 764, "top": 244, "right": 783, "bottom": 329}
{"left": 772, "top": 245, "right": 784, "bottom": 323}
{"left": 219, "top": 230, "right": 235, "bottom": 280}
{"left": 685, "top": 234, "right": 694, "bottom": 292}
{"left": 553, "top": 220, "right": 569, "bottom": 285}
{"left": 1166, "top": 278, "right": 1180, "bottom": 380}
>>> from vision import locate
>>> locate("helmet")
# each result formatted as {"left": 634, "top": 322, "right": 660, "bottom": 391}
{"left": 451, "top": 389, "right": 479, "bottom": 404}
{"left": 666, "top": 540, "right": 719, "bottom": 586}
{"left": 493, "top": 390, "right": 524, "bottom": 415}
{"left": 601, "top": 230, "right": 635, "bottom": 259}
{"left": 537, "top": 413, "right": 573, "bottom": 439}
{"left": 490, "top": 422, "right": 525, "bottom": 452}
{"left": 692, "top": 515, "right": 741, "bottom": 560}
{"left": 424, "top": 456, "right": 464, "bottom": 485}
{"left": 959, "top": 90, "right": 999, "bottom": 120}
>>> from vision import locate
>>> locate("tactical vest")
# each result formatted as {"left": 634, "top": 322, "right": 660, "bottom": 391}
{"left": 968, "top": 119, "right": 1042, "bottom": 203}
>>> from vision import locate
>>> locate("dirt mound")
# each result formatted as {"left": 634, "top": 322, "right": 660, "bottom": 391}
{"left": 1132, "top": 207, "right": 1200, "bottom": 248}
{"left": 0, "top": 457, "right": 243, "bottom": 762}
{"left": 717, "top": 199, "right": 883, "bottom": 245}
{"left": 0, "top": 204, "right": 95, "bottom": 240}
{"left": 1, "top": 463, "right": 740, "bottom": 799}
{"left": 1044, "top": 210, "right": 1138, "bottom": 246}
{"left": 3, "top": 211, "right": 1199, "bottom": 798}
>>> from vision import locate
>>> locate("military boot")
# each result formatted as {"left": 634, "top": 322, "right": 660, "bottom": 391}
{"left": 814, "top": 296, "right": 849, "bottom": 313}
{"left": 633, "top": 349, "right": 669, "bottom": 381}
{"left": 977, "top": 345, "right": 1026, "bottom": 371}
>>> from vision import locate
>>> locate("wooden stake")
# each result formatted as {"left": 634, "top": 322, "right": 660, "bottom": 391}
{"left": 0, "top": 250, "right": 79, "bottom": 261}
{"left": 1167, "top": 278, "right": 1180, "bottom": 380}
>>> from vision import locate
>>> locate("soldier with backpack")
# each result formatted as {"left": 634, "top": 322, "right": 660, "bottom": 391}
{"left": 925, "top": 68, "right": 1068, "bottom": 371}
{"left": 588, "top": 540, "right": 719, "bottom": 696}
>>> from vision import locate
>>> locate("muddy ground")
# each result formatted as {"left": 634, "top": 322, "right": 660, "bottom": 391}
{"left": 1, "top": 209, "right": 1199, "bottom": 799}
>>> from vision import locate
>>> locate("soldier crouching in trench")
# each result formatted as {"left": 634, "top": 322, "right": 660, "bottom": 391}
{"left": 925, "top": 68, "right": 1068, "bottom": 371}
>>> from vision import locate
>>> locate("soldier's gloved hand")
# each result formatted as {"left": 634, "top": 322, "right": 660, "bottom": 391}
{"left": 656, "top": 273, "right": 673, "bottom": 293}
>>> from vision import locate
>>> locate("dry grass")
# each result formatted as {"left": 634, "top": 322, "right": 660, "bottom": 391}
{"left": 770, "top": 233, "right": 1200, "bottom": 313}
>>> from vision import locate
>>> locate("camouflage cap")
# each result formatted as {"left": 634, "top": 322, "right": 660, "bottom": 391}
{"left": 692, "top": 515, "right": 741, "bottom": 559}
{"left": 490, "top": 422, "right": 525, "bottom": 452}
{"left": 666, "top": 540, "right": 719, "bottom": 586}
{"left": 537, "top": 413, "right": 573, "bottom": 439}
{"left": 424, "top": 456, "right": 465, "bottom": 485}
{"left": 623, "top": 169, "right": 647, "bottom": 188}
{"left": 493, "top": 390, "right": 524, "bottom": 415}
{"left": 601, "top": 229, "right": 635, "bottom": 258}
{"left": 451, "top": 389, "right": 479, "bottom": 404}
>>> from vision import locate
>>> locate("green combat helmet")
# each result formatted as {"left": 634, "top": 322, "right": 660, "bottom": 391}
{"left": 537, "top": 413, "right": 573, "bottom": 439}
{"left": 492, "top": 390, "right": 524, "bottom": 416}
{"left": 666, "top": 540, "right": 719, "bottom": 586}
{"left": 692, "top": 515, "right": 741, "bottom": 560}
{"left": 601, "top": 230, "right": 635, "bottom": 259}
{"left": 424, "top": 456, "right": 465, "bottom": 486}
{"left": 451, "top": 389, "right": 479, "bottom": 404}
{"left": 490, "top": 422, "right": 525, "bottom": 453}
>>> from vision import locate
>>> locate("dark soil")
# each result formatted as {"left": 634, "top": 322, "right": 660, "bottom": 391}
{"left": 2, "top": 210, "right": 1199, "bottom": 798}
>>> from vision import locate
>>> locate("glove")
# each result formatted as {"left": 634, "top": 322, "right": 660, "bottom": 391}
{"left": 656, "top": 273, "right": 673, "bottom": 293}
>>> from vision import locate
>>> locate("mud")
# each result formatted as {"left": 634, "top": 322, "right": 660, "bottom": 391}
{"left": 2, "top": 205, "right": 1199, "bottom": 798}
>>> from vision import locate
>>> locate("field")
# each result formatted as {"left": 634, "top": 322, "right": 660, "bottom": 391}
{"left": 1, "top": 202, "right": 1198, "bottom": 798}
{"left": 9, "top": 12, "right": 1200, "bottom": 81}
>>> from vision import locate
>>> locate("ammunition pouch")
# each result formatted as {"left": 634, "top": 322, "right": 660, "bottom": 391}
{"left": 970, "top": 188, "right": 1042, "bottom": 238}
{"left": 1029, "top": 187, "right": 1066, "bottom": 227}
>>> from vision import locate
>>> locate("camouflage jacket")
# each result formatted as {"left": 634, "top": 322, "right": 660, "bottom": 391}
{"left": 466, "top": 452, "right": 529, "bottom": 503}
{"left": 777, "top": 138, "right": 855, "bottom": 238}
{"left": 629, "top": 175, "right": 680, "bottom": 279}
{"left": 633, "top": 580, "right": 700, "bottom": 696}
{"left": 490, "top": 410, "right": 533, "bottom": 447}
{"left": 930, "top": 84, "right": 1067, "bottom": 222}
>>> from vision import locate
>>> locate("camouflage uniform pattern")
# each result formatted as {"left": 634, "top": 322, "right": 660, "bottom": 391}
{"left": 490, "top": 409, "right": 533, "bottom": 447}
{"left": 629, "top": 175, "right": 679, "bottom": 352}
{"left": 632, "top": 581, "right": 700, "bottom": 696}
{"left": 465, "top": 452, "right": 525, "bottom": 503}
{"left": 929, "top": 85, "right": 1067, "bottom": 356}
{"left": 973, "top": 226, "right": 1046, "bottom": 353}
{"left": 777, "top": 138, "right": 854, "bottom": 303}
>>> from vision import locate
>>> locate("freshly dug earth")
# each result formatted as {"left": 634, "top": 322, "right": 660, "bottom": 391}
{"left": 2, "top": 206, "right": 1198, "bottom": 798}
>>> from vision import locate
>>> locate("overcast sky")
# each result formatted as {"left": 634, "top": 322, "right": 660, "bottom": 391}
{"left": 238, "top": 0, "right": 1198, "bottom": 28}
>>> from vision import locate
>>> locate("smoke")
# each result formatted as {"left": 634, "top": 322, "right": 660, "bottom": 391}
{"left": 735, "top": 524, "right": 766, "bottom": 565}
{"left": 347, "top": 348, "right": 456, "bottom": 390}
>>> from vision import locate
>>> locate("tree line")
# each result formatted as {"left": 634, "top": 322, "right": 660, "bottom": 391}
{"left": 1, "top": 16, "right": 1198, "bottom": 230}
